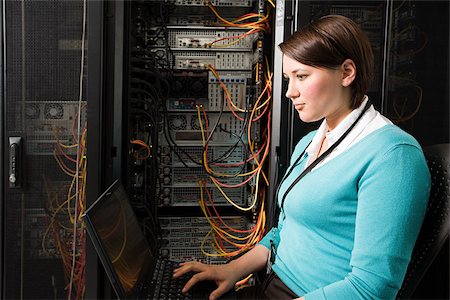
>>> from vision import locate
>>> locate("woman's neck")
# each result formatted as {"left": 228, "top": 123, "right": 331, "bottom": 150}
{"left": 325, "top": 106, "right": 352, "bottom": 131}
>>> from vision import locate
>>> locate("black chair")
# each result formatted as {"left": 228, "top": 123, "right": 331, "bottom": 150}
{"left": 397, "top": 144, "right": 450, "bottom": 299}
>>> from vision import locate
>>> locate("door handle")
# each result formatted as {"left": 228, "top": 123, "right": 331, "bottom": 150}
{"left": 9, "top": 136, "right": 22, "bottom": 188}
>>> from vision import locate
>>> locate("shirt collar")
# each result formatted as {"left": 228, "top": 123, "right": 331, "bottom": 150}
{"left": 326, "top": 96, "right": 369, "bottom": 145}
{"left": 305, "top": 96, "right": 371, "bottom": 157}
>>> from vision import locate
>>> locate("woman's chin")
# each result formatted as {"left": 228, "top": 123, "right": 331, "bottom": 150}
{"left": 297, "top": 111, "right": 318, "bottom": 123}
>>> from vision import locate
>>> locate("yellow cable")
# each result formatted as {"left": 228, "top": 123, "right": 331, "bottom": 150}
{"left": 202, "top": 208, "right": 265, "bottom": 257}
{"left": 199, "top": 200, "right": 256, "bottom": 244}
{"left": 247, "top": 95, "right": 270, "bottom": 186}
{"left": 232, "top": 14, "right": 267, "bottom": 25}
{"left": 266, "top": 0, "right": 275, "bottom": 8}
{"left": 198, "top": 181, "right": 266, "bottom": 257}
{"left": 209, "top": 169, "right": 260, "bottom": 212}
{"left": 53, "top": 150, "right": 76, "bottom": 177}
{"left": 198, "top": 105, "right": 265, "bottom": 178}
{"left": 236, "top": 273, "right": 253, "bottom": 286}
{"left": 209, "top": 28, "right": 259, "bottom": 48}
{"left": 198, "top": 182, "right": 258, "bottom": 241}
{"left": 208, "top": 2, "right": 269, "bottom": 30}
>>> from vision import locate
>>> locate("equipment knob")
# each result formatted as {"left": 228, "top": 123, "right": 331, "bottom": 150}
{"left": 163, "top": 177, "right": 171, "bottom": 184}
{"left": 9, "top": 174, "right": 16, "bottom": 183}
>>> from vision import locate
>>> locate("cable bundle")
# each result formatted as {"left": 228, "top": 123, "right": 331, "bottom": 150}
{"left": 43, "top": 106, "right": 87, "bottom": 300}
{"left": 184, "top": 4, "right": 274, "bottom": 275}
{"left": 41, "top": 1, "right": 88, "bottom": 297}
{"left": 193, "top": 60, "right": 272, "bottom": 286}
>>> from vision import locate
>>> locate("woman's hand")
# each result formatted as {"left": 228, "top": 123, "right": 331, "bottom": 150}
{"left": 173, "top": 245, "right": 270, "bottom": 299}
{"left": 173, "top": 261, "right": 241, "bottom": 300}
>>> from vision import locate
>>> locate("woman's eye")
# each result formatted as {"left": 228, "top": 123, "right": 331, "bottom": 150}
{"left": 297, "top": 74, "right": 307, "bottom": 80}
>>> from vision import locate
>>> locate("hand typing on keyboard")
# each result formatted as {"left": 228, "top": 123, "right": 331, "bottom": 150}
{"left": 173, "top": 245, "right": 269, "bottom": 300}
{"left": 172, "top": 261, "right": 239, "bottom": 300}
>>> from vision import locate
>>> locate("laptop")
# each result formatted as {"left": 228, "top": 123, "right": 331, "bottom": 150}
{"left": 82, "top": 179, "right": 234, "bottom": 300}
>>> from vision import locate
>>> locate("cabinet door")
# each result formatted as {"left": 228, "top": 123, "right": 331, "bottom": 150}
{"left": 384, "top": 1, "right": 449, "bottom": 146}
{"left": 2, "top": 1, "right": 87, "bottom": 299}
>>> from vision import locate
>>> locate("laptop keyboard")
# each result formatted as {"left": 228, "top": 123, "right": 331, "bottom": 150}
{"left": 141, "top": 259, "right": 220, "bottom": 300}
{"left": 148, "top": 259, "right": 192, "bottom": 300}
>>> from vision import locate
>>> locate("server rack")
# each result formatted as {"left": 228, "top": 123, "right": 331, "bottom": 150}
{"left": 1, "top": 1, "right": 90, "bottom": 298}
{"left": 88, "top": 0, "right": 276, "bottom": 297}
{"left": 120, "top": 0, "right": 274, "bottom": 269}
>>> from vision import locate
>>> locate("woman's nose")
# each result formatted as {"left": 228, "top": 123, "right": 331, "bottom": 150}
{"left": 285, "top": 80, "right": 299, "bottom": 100}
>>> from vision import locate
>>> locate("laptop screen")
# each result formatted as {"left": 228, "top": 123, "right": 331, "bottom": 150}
{"left": 84, "top": 180, "right": 153, "bottom": 297}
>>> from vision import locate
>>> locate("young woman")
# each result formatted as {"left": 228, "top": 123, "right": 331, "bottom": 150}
{"left": 173, "top": 15, "right": 431, "bottom": 300}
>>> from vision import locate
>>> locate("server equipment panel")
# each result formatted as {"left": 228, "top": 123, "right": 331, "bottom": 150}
{"left": 25, "top": 101, "right": 87, "bottom": 155}
{"left": 125, "top": 0, "right": 273, "bottom": 276}
{"left": 159, "top": 216, "right": 249, "bottom": 264}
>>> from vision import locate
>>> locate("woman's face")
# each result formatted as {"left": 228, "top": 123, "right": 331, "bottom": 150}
{"left": 283, "top": 55, "right": 352, "bottom": 128}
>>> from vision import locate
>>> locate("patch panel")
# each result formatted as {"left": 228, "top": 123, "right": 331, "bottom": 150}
{"left": 174, "top": 51, "right": 253, "bottom": 70}
{"left": 167, "top": 27, "right": 256, "bottom": 50}
{"left": 208, "top": 71, "right": 251, "bottom": 111}
{"left": 211, "top": 0, "right": 252, "bottom": 6}
{"left": 174, "top": 0, "right": 252, "bottom": 7}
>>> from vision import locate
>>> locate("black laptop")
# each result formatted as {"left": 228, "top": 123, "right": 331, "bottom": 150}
{"left": 82, "top": 179, "right": 233, "bottom": 300}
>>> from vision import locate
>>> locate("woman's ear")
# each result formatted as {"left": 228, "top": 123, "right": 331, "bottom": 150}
{"left": 341, "top": 59, "right": 356, "bottom": 87}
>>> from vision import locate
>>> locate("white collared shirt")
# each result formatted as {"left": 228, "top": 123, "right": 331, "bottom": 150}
{"left": 305, "top": 96, "right": 393, "bottom": 170}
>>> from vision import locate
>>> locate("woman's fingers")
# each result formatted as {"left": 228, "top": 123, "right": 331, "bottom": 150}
{"left": 171, "top": 261, "right": 215, "bottom": 293}
{"left": 181, "top": 271, "right": 210, "bottom": 293}
{"left": 172, "top": 261, "right": 234, "bottom": 298}
{"left": 209, "top": 283, "right": 231, "bottom": 300}
{"left": 173, "top": 261, "right": 205, "bottom": 278}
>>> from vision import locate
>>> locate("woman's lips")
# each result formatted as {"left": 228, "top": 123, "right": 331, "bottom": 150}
{"left": 294, "top": 103, "right": 305, "bottom": 110}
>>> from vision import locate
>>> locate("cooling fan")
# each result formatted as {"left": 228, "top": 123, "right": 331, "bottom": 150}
{"left": 44, "top": 103, "right": 64, "bottom": 119}
{"left": 169, "top": 115, "right": 187, "bottom": 130}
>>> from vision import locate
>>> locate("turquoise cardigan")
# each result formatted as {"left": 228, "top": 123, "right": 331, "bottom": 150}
{"left": 260, "top": 125, "right": 431, "bottom": 299}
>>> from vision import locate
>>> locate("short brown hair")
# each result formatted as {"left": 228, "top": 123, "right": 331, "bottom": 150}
{"left": 279, "top": 15, "right": 374, "bottom": 109}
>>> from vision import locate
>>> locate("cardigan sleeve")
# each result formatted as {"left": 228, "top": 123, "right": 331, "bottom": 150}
{"left": 304, "top": 144, "right": 431, "bottom": 300}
